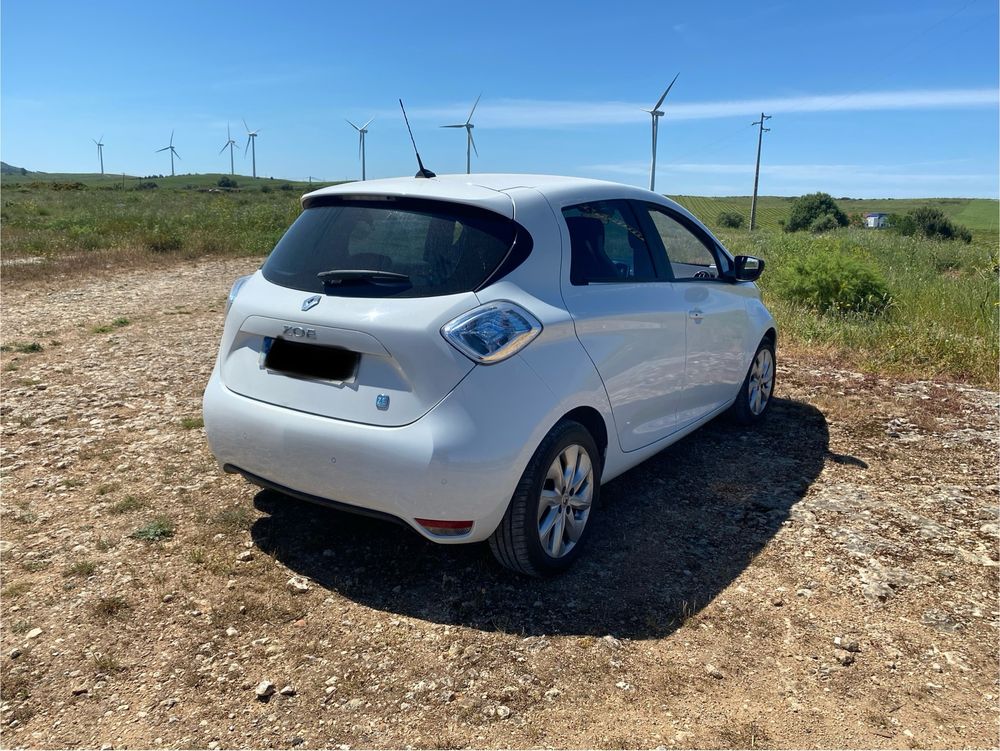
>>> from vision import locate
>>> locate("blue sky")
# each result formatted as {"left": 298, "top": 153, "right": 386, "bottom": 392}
{"left": 2, "top": 0, "right": 997, "bottom": 197}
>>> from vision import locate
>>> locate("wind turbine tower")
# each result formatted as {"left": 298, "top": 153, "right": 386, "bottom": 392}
{"left": 219, "top": 123, "right": 238, "bottom": 175}
{"left": 346, "top": 118, "right": 374, "bottom": 180}
{"left": 644, "top": 73, "right": 679, "bottom": 192}
{"left": 243, "top": 119, "right": 260, "bottom": 178}
{"left": 441, "top": 94, "right": 481, "bottom": 174}
{"left": 93, "top": 136, "right": 105, "bottom": 175}
{"left": 155, "top": 130, "right": 181, "bottom": 177}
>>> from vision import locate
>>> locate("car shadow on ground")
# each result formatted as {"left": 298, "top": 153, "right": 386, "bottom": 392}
{"left": 250, "top": 398, "right": 831, "bottom": 640}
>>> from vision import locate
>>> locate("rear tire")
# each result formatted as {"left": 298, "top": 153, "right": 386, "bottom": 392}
{"left": 489, "top": 420, "right": 601, "bottom": 577}
{"left": 729, "top": 337, "right": 776, "bottom": 425}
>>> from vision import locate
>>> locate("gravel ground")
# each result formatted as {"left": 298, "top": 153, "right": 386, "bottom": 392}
{"left": 1, "top": 258, "right": 997, "bottom": 749}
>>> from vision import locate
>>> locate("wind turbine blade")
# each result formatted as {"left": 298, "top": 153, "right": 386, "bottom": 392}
{"left": 469, "top": 128, "right": 478, "bottom": 157}
{"left": 346, "top": 119, "right": 359, "bottom": 131}
{"left": 358, "top": 133, "right": 363, "bottom": 159}
{"left": 220, "top": 142, "right": 229, "bottom": 155}
{"left": 170, "top": 129, "right": 174, "bottom": 146}
{"left": 441, "top": 124, "right": 465, "bottom": 128}
{"left": 243, "top": 119, "right": 250, "bottom": 133}
{"left": 467, "top": 93, "right": 482, "bottom": 124}
{"left": 93, "top": 139, "right": 99, "bottom": 146}
{"left": 361, "top": 117, "right": 374, "bottom": 130}
{"left": 245, "top": 137, "right": 251, "bottom": 155}
{"left": 653, "top": 72, "right": 680, "bottom": 110}
{"left": 156, "top": 146, "right": 170, "bottom": 152}
{"left": 227, "top": 123, "right": 232, "bottom": 140}
{"left": 173, "top": 149, "right": 181, "bottom": 160}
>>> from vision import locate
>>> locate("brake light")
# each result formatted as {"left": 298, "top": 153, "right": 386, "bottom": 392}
{"left": 441, "top": 301, "right": 542, "bottom": 364}
{"left": 226, "top": 274, "right": 252, "bottom": 314}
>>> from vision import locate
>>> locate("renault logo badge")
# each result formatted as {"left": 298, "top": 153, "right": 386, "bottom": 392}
{"left": 301, "top": 295, "right": 321, "bottom": 312}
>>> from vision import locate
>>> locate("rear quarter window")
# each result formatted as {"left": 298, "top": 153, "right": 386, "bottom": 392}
{"left": 262, "top": 197, "right": 530, "bottom": 298}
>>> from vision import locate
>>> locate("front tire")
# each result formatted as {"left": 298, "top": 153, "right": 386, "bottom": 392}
{"left": 729, "top": 337, "right": 776, "bottom": 425}
{"left": 489, "top": 420, "right": 601, "bottom": 577}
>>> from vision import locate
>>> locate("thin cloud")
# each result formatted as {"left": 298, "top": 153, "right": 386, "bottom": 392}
{"left": 400, "top": 88, "right": 998, "bottom": 128}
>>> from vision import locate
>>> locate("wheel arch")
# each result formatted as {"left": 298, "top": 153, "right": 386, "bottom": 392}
{"left": 558, "top": 405, "right": 609, "bottom": 471}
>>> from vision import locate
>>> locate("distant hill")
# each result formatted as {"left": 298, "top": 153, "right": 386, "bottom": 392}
{"left": 1, "top": 161, "right": 34, "bottom": 176}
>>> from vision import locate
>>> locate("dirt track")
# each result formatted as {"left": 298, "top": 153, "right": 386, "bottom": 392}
{"left": 1, "top": 258, "right": 997, "bottom": 749}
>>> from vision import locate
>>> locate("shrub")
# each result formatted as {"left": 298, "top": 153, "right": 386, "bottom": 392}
{"left": 133, "top": 181, "right": 158, "bottom": 191}
{"left": 142, "top": 226, "right": 182, "bottom": 253}
{"left": 786, "top": 192, "right": 848, "bottom": 232}
{"left": 217, "top": 176, "right": 238, "bottom": 189}
{"left": 772, "top": 248, "right": 892, "bottom": 315}
{"left": 717, "top": 211, "right": 744, "bottom": 229}
{"left": 893, "top": 207, "right": 972, "bottom": 243}
{"left": 809, "top": 213, "right": 841, "bottom": 233}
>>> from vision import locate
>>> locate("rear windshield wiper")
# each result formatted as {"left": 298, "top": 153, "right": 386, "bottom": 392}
{"left": 317, "top": 269, "right": 411, "bottom": 285}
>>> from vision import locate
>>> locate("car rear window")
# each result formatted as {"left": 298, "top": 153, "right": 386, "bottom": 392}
{"left": 262, "top": 197, "right": 530, "bottom": 297}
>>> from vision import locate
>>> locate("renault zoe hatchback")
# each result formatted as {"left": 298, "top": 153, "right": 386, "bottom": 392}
{"left": 203, "top": 174, "right": 776, "bottom": 576}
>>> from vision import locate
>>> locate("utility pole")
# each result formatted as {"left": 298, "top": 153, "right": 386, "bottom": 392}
{"left": 749, "top": 112, "right": 771, "bottom": 231}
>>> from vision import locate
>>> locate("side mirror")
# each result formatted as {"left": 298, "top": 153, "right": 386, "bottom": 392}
{"left": 733, "top": 255, "right": 765, "bottom": 282}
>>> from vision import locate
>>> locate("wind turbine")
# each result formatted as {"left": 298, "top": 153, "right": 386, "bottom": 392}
{"left": 243, "top": 119, "right": 260, "bottom": 178}
{"left": 441, "top": 94, "right": 481, "bottom": 174}
{"left": 219, "top": 123, "right": 238, "bottom": 175}
{"left": 346, "top": 118, "right": 374, "bottom": 180}
{"left": 93, "top": 135, "right": 105, "bottom": 175}
{"left": 644, "top": 73, "right": 679, "bottom": 192}
{"left": 155, "top": 130, "right": 181, "bottom": 177}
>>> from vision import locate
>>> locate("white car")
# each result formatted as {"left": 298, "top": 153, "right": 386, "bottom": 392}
{"left": 203, "top": 174, "right": 775, "bottom": 576}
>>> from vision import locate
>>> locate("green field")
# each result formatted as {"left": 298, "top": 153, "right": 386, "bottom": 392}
{"left": 2, "top": 173, "right": 997, "bottom": 384}
{"left": 671, "top": 195, "right": 999, "bottom": 233}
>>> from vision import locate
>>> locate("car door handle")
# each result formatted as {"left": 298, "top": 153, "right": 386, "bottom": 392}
{"left": 688, "top": 309, "right": 704, "bottom": 322}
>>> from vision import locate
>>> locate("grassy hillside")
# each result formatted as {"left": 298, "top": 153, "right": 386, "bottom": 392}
{"left": 2, "top": 174, "right": 996, "bottom": 383}
{"left": 671, "top": 195, "right": 999, "bottom": 233}
{"left": 0, "top": 170, "right": 333, "bottom": 191}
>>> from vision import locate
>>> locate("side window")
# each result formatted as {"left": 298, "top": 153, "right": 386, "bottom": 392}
{"left": 563, "top": 201, "right": 658, "bottom": 285}
{"left": 644, "top": 205, "right": 724, "bottom": 281}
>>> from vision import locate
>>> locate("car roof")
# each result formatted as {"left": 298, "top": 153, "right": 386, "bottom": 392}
{"left": 303, "top": 173, "right": 690, "bottom": 216}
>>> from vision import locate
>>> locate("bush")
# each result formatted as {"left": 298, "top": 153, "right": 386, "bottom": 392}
{"left": 893, "top": 207, "right": 972, "bottom": 243}
{"left": 809, "top": 213, "right": 841, "bottom": 233}
{"left": 772, "top": 248, "right": 892, "bottom": 315}
{"left": 217, "top": 176, "right": 238, "bottom": 189}
{"left": 133, "top": 181, "right": 158, "bottom": 191}
{"left": 786, "top": 192, "right": 848, "bottom": 232}
{"left": 142, "top": 225, "right": 183, "bottom": 253}
{"left": 717, "top": 211, "right": 744, "bottom": 229}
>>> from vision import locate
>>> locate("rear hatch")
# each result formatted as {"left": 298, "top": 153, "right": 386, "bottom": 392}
{"left": 220, "top": 192, "right": 530, "bottom": 427}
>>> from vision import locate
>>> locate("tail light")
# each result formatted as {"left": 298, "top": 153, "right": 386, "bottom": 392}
{"left": 441, "top": 301, "right": 542, "bottom": 364}
{"left": 226, "top": 274, "right": 253, "bottom": 314}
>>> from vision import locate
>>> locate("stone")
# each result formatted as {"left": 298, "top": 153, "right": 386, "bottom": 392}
{"left": 544, "top": 688, "right": 561, "bottom": 700}
{"left": 602, "top": 635, "right": 622, "bottom": 650}
{"left": 255, "top": 681, "right": 276, "bottom": 700}
{"left": 834, "top": 636, "right": 861, "bottom": 653}
{"left": 225, "top": 627, "right": 239, "bottom": 637}
{"left": 236, "top": 550, "right": 253, "bottom": 562}
{"left": 71, "top": 684, "right": 89, "bottom": 695}
{"left": 344, "top": 698, "right": 364, "bottom": 711}
{"left": 286, "top": 576, "right": 310, "bottom": 594}
{"left": 279, "top": 685, "right": 296, "bottom": 696}
{"left": 9, "top": 648, "right": 21, "bottom": 659}
{"left": 24, "top": 628, "right": 42, "bottom": 640}
{"left": 496, "top": 705, "right": 511, "bottom": 719}
{"left": 705, "top": 664, "right": 724, "bottom": 679}
{"left": 834, "top": 649, "right": 855, "bottom": 666}
{"left": 208, "top": 743, "right": 220, "bottom": 750}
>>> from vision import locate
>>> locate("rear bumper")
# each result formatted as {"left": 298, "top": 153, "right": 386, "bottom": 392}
{"left": 202, "top": 355, "right": 559, "bottom": 544}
